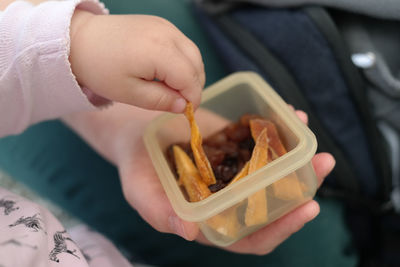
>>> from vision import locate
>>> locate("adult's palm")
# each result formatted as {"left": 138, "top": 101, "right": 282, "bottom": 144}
{"left": 64, "top": 103, "right": 335, "bottom": 255}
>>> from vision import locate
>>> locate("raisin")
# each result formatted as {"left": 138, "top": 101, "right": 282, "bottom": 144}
{"left": 239, "top": 137, "right": 255, "bottom": 150}
{"left": 239, "top": 148, "right": 252, "bottom": 162}
{"left": 205, "top": 132, "right": 228, "bottom": 147}
{"left": 203, "top": 145, "right": 225, "bottom": 170}
{"left": 216, "top": 157, "right": 239, "bottom": 183}
{"left": 224, "top": 123, "right": 251, "bottom": 142}
{"left": 240, "top": 114, "right": 262, "bottom": 127}
{"left": 220, "top": 142, "right": 239, "bottom": 157}
{"left": 209, "top": 180, "right": 226, "bottom": 193}
{"left": 223, "top": 156, "right": 238, "bottom": 167}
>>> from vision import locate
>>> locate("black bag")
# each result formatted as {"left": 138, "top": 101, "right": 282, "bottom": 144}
{"left": 194, "top": 2, "right": 400, "bottom": 266}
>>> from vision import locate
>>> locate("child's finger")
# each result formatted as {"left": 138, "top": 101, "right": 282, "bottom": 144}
{"left": 160, "top": 19, "right": 206, "bottom": 91}
{"left": 148, "top": 45, "right": 203, "bottom": 109}
{"left": 121, "top": 78, "right": 187, "bottom": 113}
{"left": 174, "top": 38, "right": 206, "bottom": 90}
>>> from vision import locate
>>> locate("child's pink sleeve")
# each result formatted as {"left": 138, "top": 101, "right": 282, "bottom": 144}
{"left": 0, "top": 0, "right": 109, "bottom": 138}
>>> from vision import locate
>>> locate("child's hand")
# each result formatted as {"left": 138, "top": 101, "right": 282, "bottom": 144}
{"left": 69, "top": 10, "right": 205, "bottom": 112}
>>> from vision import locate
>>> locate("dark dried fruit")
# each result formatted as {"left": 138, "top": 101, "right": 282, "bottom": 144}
{"left": 204, "top": 132, "right": 228, "bottom": 147}
{"left": 216, "top": 162, "right": 238, "bottom": 183}
{"left": 239, "top": 137, "right": 255, "bottom": 150}
{"left": 219, "top": 142, "right": 239, "bottom": 157}
{"left": 167, "top": 109, "right": 299, "bottom": 200}
{"left": 203, "top": 145, "right": 225, "bottom": 170}
{"left": 208, "top": 180, "right": 226, "bottom": 193}
{"left": 240, "top": 114, "right": 262, "bottom": 127}
{"left": 239, "top": 148, "right": 252, "bottom": 163}
{"left": 224, "top": 123, "right": 251, "bottom": 142}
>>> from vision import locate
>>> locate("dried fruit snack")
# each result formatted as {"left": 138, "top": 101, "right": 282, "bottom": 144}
{"left": 172, "top": 145, "right": 211, "bottom": 202}
{"left": 250, "top": 119, "right": 303, "bottom": 200}
{"left": 170, "top": 103, "right": 306, "bottom": 201}
{"left": 144, "top": 72, "right": 319, "bottom": 247}
{"left": 244, "top": 128, "right": 269, "bottom": 226}
{"left": 184, "top": 102, "right": 217, "bottom": 186}
{"left": 170, "top": 102, "right": 306, "bottom": 237}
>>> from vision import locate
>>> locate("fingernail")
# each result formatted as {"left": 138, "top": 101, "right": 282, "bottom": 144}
{"left": 328, "top": 154, "right": 336, "bottom": 172}
{"left": 168, "top": 216, "right": 187, "bottom": 240}
{"left": 171, "top": 98, "right": 187, "bottom": 113}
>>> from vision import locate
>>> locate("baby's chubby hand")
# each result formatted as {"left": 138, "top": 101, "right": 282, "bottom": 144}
{"left": 69, "top": 10, "right": 205, "bottom": 112}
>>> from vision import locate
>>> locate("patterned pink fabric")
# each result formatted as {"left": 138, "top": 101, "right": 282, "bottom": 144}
{"left": 0, "top": 187, "right": 133, "bottom": 267}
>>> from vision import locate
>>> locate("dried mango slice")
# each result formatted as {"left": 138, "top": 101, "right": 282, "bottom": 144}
{"left": 173, "top": 145, "right": 211, "bottom": 202}
{"left": 250, "top": 119, "right": 303, "bottom": 200}
{"left": 206, "top": 206, "right": 241, "bottom": 238}
{"left": 272, "top": 173, "right": 303, "bottom": 200}
{"left": 173, "top": 144, "right": 239, "bottom": 236}
{"left": 244, "top": 128, "right": 269, "bottom": 226}
{"left": 248, "top": 128, "right": 270, "bottom": 173}
{"left": 184, "top": 103, "right": 217, "bottom": 186}
{"left": 228, "top": 161, "right": 250, "bottom": 185}
{"left": 250, "top": 119, "right": 286, "bottom": 157}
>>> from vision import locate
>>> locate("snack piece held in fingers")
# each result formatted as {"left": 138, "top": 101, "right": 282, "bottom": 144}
{"left": 184, "top": 102, "right": 217, "bottom": 186}
{"left": 244, "top": 128, "right": 269, "bottom": 226}
{"left": 173, "top": 145, "right": 211, "bottom": 202}
{"left": 250, "top": 119, "right": 303, "bottom": 200}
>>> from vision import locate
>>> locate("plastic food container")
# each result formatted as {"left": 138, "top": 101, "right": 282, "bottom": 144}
{"left": 143, "top": 72, "right": 318, "bottom": 246}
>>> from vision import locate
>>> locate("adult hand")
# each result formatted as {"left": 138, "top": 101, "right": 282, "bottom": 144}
{"left": 64, "top": 104, "right": 335, "bottom": 255}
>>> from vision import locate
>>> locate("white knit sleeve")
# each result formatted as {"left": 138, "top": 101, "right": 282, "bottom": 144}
{"left": 0, "top": 0, "right": 108, "bottom": 137}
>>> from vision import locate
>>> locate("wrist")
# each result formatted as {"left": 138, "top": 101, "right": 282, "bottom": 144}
{"left": 69, "top": 9, "right": 95, "bottom": 91}
{"left": 70, "top": 10, "right": 112, "bottom": 107}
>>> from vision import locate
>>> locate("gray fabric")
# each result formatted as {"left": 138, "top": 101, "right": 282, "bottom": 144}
{"left": 378, "top": 122, "right": 400, "bottom": 212}
{"left": 336, "top": 14, "right": 400, "bottom": 133}
{"left": 369, "top": 88, "right": 400, "bottom": 133}
{"left": 338, "top": 13, "right": 400, "bottom": 98}
{"left": 365, "top": 54, "right": 400, "bottom": 98}
{"left": 335, "top": 20, "right": 400, "bottom": 199}
{"left": 197, "top": 0, "right": 400, "bottom": 20}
